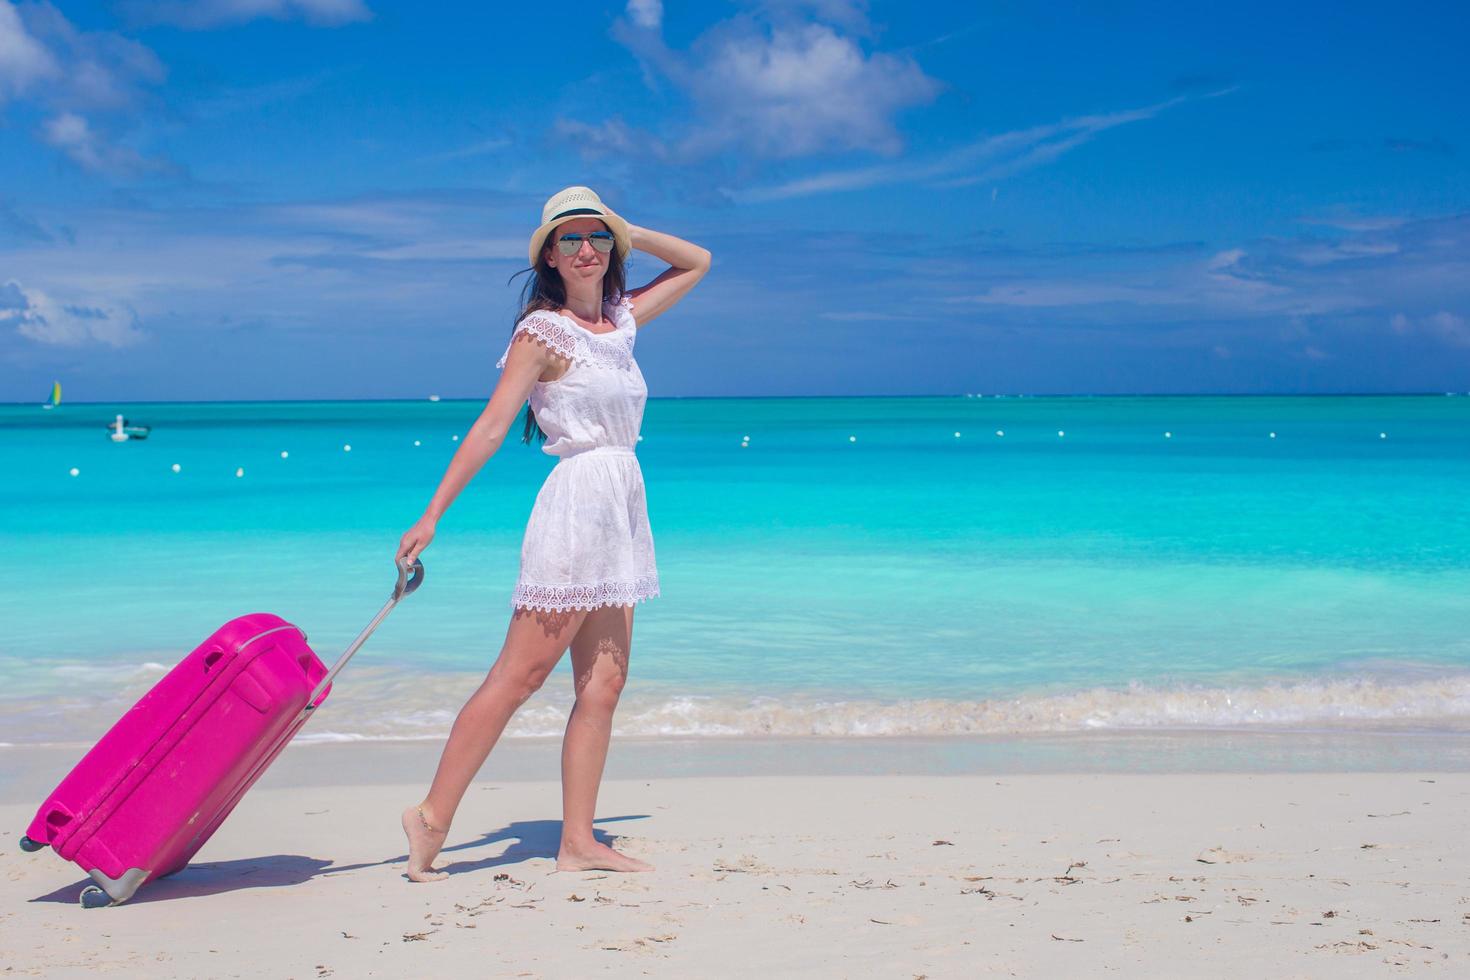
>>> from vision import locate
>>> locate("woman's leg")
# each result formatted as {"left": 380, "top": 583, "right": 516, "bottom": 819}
{"left": 402, "top": 606, "right": 587, "bottom": 882}
{"left": 556, "top": 604, "right": 652, "bottom": 872}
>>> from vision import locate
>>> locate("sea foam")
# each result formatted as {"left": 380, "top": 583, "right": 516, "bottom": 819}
{"left": 6, "top": 663, "right": 1470, "bottom": 746}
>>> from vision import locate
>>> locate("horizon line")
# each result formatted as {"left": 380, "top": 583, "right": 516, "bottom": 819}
{"left": 2, "top": 390, "right": 1466, "bottom": 408}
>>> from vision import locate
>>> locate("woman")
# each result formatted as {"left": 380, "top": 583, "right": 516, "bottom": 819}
{"left": 395, "top": 187, "right": 709, "bottom": 881}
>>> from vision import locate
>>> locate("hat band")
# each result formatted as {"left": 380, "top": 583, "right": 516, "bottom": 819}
{"left": 550, "top": 207, "right": 605, "bottom": 221}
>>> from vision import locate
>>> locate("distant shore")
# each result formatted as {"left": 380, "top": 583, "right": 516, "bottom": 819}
{"left": 5, "top": 390, "right": 1466, "bottom": 407}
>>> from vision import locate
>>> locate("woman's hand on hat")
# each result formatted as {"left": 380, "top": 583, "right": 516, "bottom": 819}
{"left": 621, "top": 225, "right": 711, "bottom": 326}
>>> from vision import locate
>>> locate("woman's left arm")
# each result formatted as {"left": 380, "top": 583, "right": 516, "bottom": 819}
{"left": 625, "top": 224, "right": 711, "bottom": 327}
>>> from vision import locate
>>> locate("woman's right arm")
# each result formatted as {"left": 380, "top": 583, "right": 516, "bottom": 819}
{"left": 396, "top": 332, "right": 551, "bottom": 561}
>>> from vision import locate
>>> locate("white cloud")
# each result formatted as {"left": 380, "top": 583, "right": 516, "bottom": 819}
{"left": 16, "top": 3, "right": 165, "bottom": 111}
{"left": 953, "top": 282, "right": 1181, "bottom": 308}
{"left": 1206, "top": 249, "right": 1245, "bottom": 270}
{"left": 361, "top": 239, "right": 523, "bottom": 262}
{"left": 554, "top": 117, "right": 669, "bottom": 161}
{"left": 40, "top": 112, "right": 160, "bottom": 176}
{"left": 117, "top": 0, "right": 371, "bottom": 29}
{"left": 742, "top": 94, "right": 1207, "bottom": 201}
{"left": 687, "top": 23, "right": 940, "bottom": 157}
{"left": 0, "top": 190, "right": 536, "bottom": 344}
{"left": 41, "top": 112, "right": 101, "bottom": 167}
{"left": 1300, "top": 215, "right": 1407, "bottom": 233}
{"left": 8, "top": 1, "right": 360, "bottom": 180}
{"left": 928, "top": 212, "right": 1470, "bottom": 345}
{"left": 1, "top": 279, "right": 145, "bottom": 348}
{"left": 0, "top": 0, "right": 59, "bottom": 101}
{"left": 625, "top": 0, "right": 662, "bottom": 30}
{"left": 420, "top": 136, "right": 513, "bottom": 164}
{"left": 263, "top": 195, "right": 486, "bottom": 236}
{"left": 1294, "top": 239, "right": 1400, "bottom": 266}
{"left": 607, "top": 10, "right": 941, "bottom": 162}
{"left": 818, "top": 310, "right": 924, "bottom": 321}
{"left": 1, "top": 3, "right": 174, "bottom": 176}
{"left": 1426, "top": 311, "right": 1470, "bottom": 347}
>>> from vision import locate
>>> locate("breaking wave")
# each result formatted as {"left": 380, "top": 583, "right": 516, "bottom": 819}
{"left": 5, "top": 661, "right": 1470, "bottom": 746}
{"left": 303, "top": 670, "right": 1470, "bottom": 741}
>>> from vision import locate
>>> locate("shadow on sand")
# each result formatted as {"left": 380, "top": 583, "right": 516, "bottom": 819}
{"left": 30, "top": 813, "right": 649, "bottom": 906}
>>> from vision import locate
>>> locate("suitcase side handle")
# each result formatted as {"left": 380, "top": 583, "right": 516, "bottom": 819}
{"left": 303, "top": 557, "right": 424, "bottom": 713}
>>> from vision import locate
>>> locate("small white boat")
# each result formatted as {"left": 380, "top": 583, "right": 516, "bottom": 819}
{"left": 106, "top": 414, "right": 151, "bottom": 442}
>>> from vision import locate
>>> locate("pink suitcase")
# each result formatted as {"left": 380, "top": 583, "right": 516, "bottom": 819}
{"left": 19, "top": 559, "right": 423, "bottom": 908}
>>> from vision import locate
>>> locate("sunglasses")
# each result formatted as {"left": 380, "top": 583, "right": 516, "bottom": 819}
{"left": 555, "top": 231, "right": 616, "bottom": 256}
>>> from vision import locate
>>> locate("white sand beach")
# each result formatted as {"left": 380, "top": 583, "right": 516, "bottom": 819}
{"left": 2, "top": 738, "right": 1467, "bottom": 978}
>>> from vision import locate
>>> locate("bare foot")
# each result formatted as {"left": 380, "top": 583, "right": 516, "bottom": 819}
{"left": 401, "top": 805, "right": 449, "bottom": 882}
{"left": 556, "top": 840, "right": 654, "bottom": 873}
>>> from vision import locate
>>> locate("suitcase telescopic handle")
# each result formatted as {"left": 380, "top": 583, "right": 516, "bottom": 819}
{"left": 303, "top": 557, "right": 424, "bottom": 713}
{"left": 393, "top": 554, "right": 426, "bottom": 601}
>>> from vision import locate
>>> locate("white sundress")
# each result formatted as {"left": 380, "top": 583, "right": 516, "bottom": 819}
{"left": 494, "top": 294, "right": 659, "bottom": 613}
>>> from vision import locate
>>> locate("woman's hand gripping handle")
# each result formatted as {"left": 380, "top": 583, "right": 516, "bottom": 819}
{"left": 397, "top": 517, "right": 436, "bottom": 563}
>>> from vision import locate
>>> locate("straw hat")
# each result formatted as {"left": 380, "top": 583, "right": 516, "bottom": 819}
{"left": 527, "top": 186, "right": 631, "bottom": 266}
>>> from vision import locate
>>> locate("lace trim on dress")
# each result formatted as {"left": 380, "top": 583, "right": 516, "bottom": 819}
{"left": 510, "top": 577, "right": 661, "bottom": 613}
{"left": 495, "top": 308, "right": 636, "bottom": 371}
{"left": 612, "top": 291, "right": 636, "bottom": 325}
{"left": 610, "top": 292, "right": 638, "bottom": 351}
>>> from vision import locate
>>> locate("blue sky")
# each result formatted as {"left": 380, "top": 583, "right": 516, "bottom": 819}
{"left": 1, "top": 0, "right": 1467, "bottom": 401}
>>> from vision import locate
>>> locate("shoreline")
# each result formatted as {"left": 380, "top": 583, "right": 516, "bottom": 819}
{"left": 7, "top": 729, "right": 1470, "bottom": 806}
{"left": 7, "top": 659, "right": 1470, "bottom": 748}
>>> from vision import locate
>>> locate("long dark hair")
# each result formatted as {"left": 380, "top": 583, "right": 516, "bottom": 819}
{"left": 508, "top": 227, "right": 627, "bottom": 445}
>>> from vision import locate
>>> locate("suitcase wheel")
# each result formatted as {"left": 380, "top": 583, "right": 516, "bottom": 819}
{"left": 79, "top": 886, "right": 115, "bottom": 910}
{"left": 18, "top": 835, "right": 46, "bottom": 852}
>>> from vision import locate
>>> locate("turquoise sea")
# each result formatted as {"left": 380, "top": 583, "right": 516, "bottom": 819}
{"left": 2, "top": 395, "right": 1468, "bottom": 746}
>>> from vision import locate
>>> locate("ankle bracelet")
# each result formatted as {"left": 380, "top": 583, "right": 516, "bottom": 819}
{"left": 417, "top": 806, "right": 446, "bottom": 834}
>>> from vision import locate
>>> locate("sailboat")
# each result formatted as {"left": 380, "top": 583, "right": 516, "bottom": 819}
{"left": 42, "top": 381, "right": 60, "bottom": 410}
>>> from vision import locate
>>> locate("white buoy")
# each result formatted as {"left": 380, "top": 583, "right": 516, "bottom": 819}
{"left": 1269, "top": 432, "right": 1277, "bottom": 439}
{"left": 280, "top": 451, "right": 289, "bottom": 459}
{"left": 995, "top": 430, "right": 1004, "bottom": 437}
{"left": 343, "top": 444, "right": 352, "bottom": 452}
{"left": 848, "top": 435, "right": 857, "bottom": 443}
{"left": 1057, "top": 430, "right": 1065, "bottom": 437}
{"left": 637, "top": 435, "right": 644, "bottom": 442}
{"left": 413, "top": 440, "right": 421, "bottom": 447}
{"left": 451, "top": 435, "right": 459, "bottom": 442}
{"left": 1165, "top": 432, "right": 1172, "bottom": 439}
{"left": 1379, "top": 432, "right": 1386, "bottom": 439}
{"left": 69, "top": 467, "right": 79, "bottom": 477}
{"left": 171, "top": 463, "right": 181, "bottom": 473}
{"left": 954, "top": 431, "right": 962, "bottom": 438}
{"left": 235, "top": 467, "right": 245, "bottom": 478}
